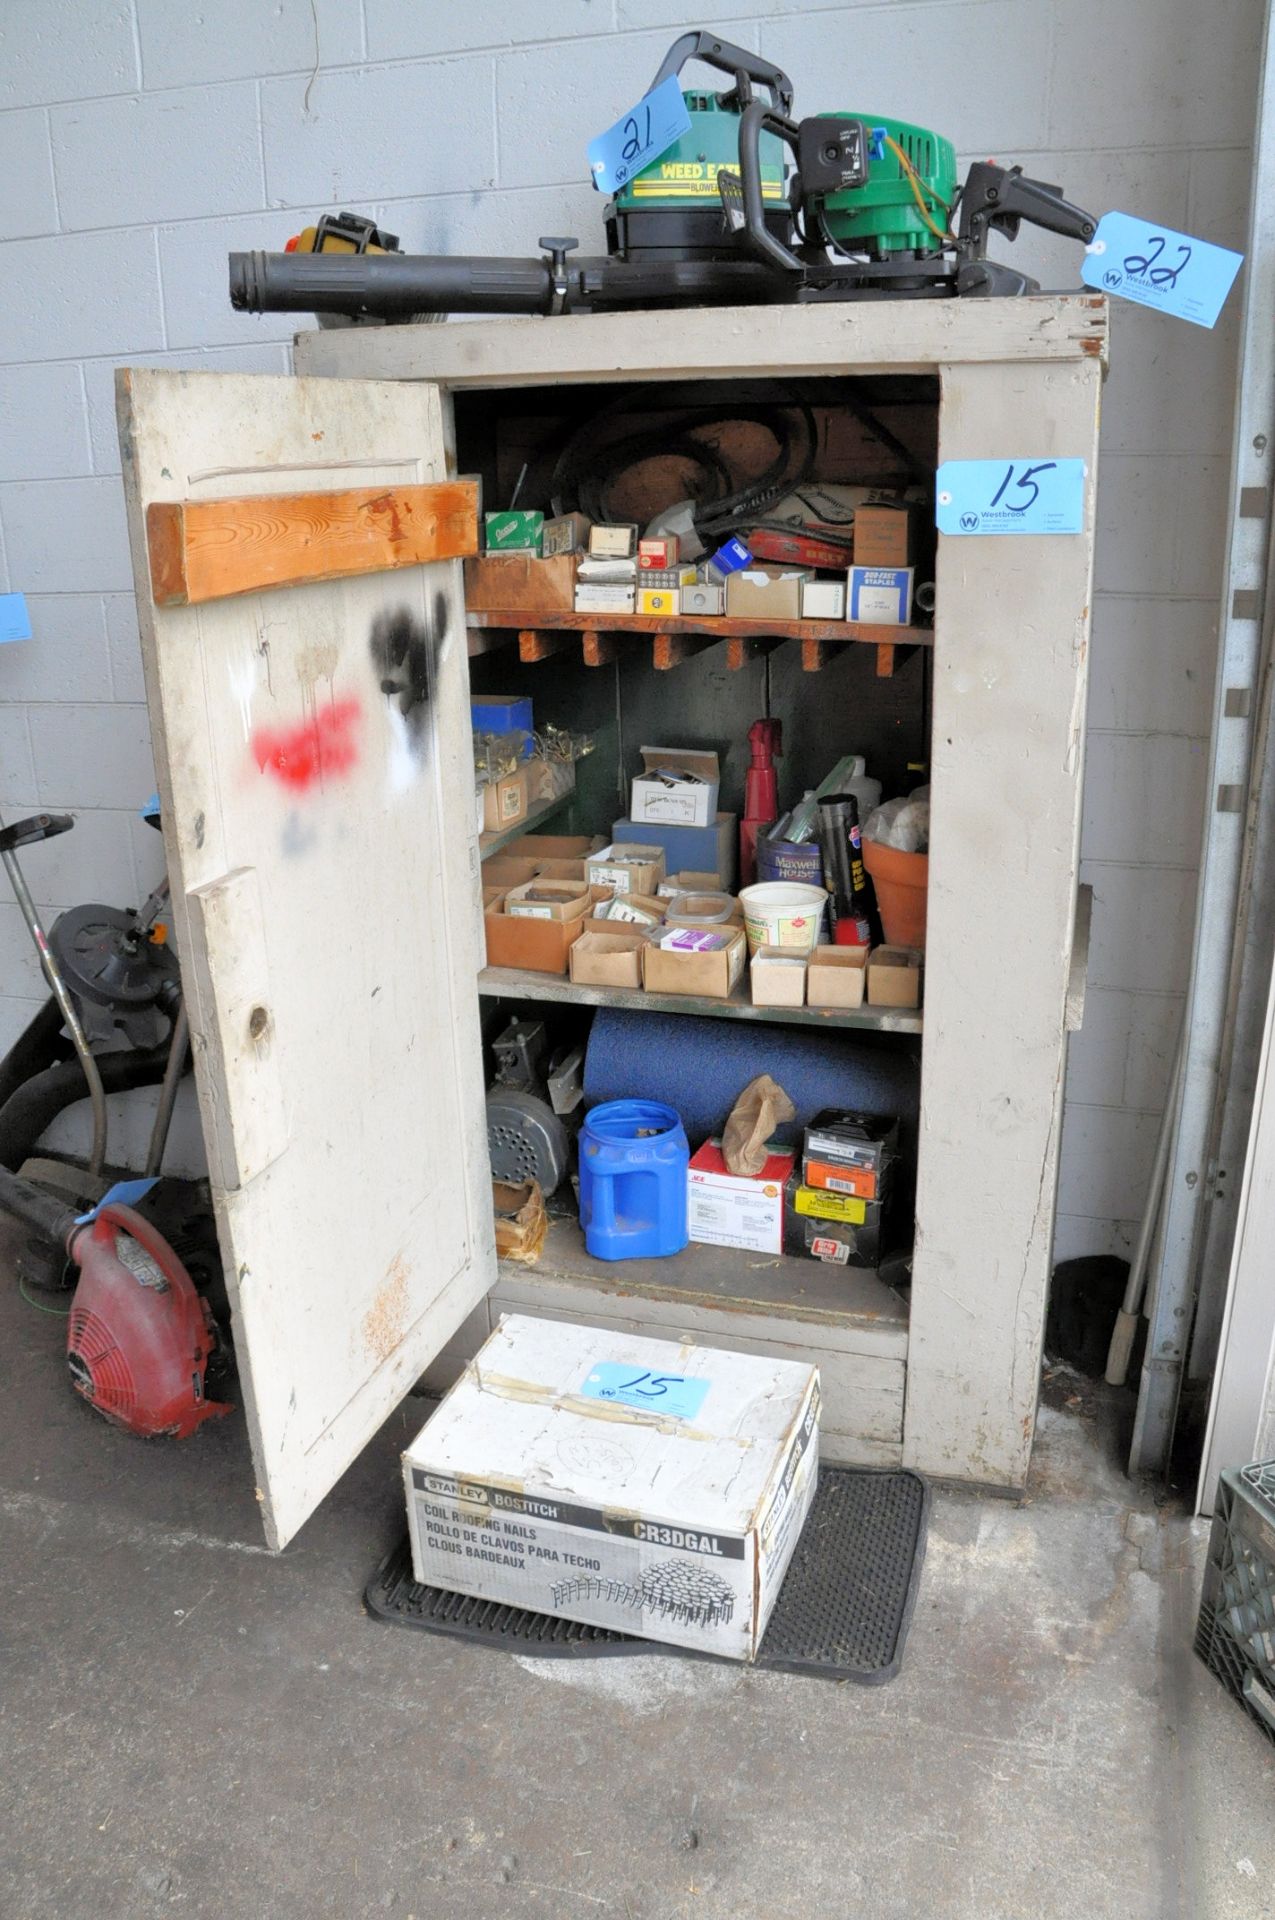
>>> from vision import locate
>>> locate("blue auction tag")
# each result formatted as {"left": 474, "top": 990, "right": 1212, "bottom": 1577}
{"left": 936, "top": 458, "right": 1086, "bottom": 535}
{"left": 588, "top": 74, "right": 692, "bottom": 195}
{"left": 1082, "top": 211, "right": 1242, "bottom": 328}
{"left": 581, "top": 1362, "right": 711, "bottom": 1421}
{"left": 75, "top": 1176, "right": 160, "bottom": 1224}
{"left": 0, "top": 593, "right": 32, "bottom": 642}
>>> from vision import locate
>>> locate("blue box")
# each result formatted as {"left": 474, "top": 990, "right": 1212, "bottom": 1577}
{"left": 709, "top": 537, "right": 752, "bottom": 576}
{"left": 471, "top": 694, "right": 533, "bottom": 737}
{"left": 847, "top": 567, "right": 913, "bottom": 626}
{"left": 613, "top": 813, "right": 737, "bottom": 890}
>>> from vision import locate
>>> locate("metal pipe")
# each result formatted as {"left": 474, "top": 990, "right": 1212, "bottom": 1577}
{"left": 1106, "top": 1023, "right": 1187, "bottom": 1387}
{"left": 144, "top": 1001, "right": 189, "bottom": 1178}
{"left": 0, "top": 842, "right": 108, "bottom": 1181}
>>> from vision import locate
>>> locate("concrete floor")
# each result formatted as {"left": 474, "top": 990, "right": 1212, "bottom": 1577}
{"left": 3, "top": 1259, "right": 1275, "bottom": 1920}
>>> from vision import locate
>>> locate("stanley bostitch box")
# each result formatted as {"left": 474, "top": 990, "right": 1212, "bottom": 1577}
{"left": 404, "top": 1314, "right": 819, "bottom": 1660}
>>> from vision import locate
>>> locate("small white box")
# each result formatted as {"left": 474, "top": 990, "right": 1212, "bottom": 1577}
{"left": 404, "top": 1314, "right": 820, "bottom": 1661}
{"left": 687, "top": 1139, "right": 797, "bottom": 1255}
{"left": 801, "top": 578, "right": 846, "bottom": 620}
{"left": 846, "top": 566, "right": 913, "bottom": 626}
{"left": 576, "top": 584, "right": 636, "bottom": 614}
{"left": 630, "top": 746, "right": 721, "bottom": 827}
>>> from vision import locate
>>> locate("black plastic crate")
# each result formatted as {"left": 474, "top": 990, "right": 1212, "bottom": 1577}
{"left": 1195, "top": 1461, "right": 1275, "bottom": 1746}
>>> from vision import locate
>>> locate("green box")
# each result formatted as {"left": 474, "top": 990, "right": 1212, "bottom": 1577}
{"left": 485, "top": 510, "right": 544, "bottom": 555}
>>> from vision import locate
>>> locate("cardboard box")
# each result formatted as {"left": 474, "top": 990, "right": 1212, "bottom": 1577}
{"left": 588, "top": 523, "right": 638, "bottom": 558}
{"left": 481, "top": 766, "right": 529, "bottom": 833}
{"left": 483, "top": 906, "right": 584, "bottom": 974}
{"left": 640, "top": 567, "right": 697, "bottom": 590}
{"left": 750, "top": 946, "right": 807, "bottom": 1007}
{"left": 682, "top": 582, "right": 724, "bottom": 616}
{"left": 630, "top": 747, "right": 720, "bottom": 828}
{"left": 587, "top": 843, "right": 666, "bottom": 896}
{"left": 637, "top": 587, "right": 680, "bottom": 618}
{"left": 484, "top": 510, "right": 544, "bottom": 554}
{"left": 660, "top": 869, "right": 725, "bottom": 895}
{"left": 503, "top": 879, "right": 593, "bottom": 923}
{"left": 542, "top": 511, "right": 592, "bottom": 557}
{"left": 792, "top": 1181, "right": 880, "bottom": 1224}
{"left": 642, "top": 925, "right": 747, "bottom": 999}
{"left": 782, "top": 1176, "right": 884, "bottom": 1267}
{"left": 801, "top": 578, "right": 846, "bottom": 621}
{"left": 403, "top": 1314, "right": 820, "bottom": 1660}
{"left": 470, "top": 693, "right": 532, "bottom": 736}
{"left": 613, "top": 814, "right": 736, "bottom": 890}
{"left": 504, "top": 834, "right": 606, "bottom": 862}
{"left": 726, "top": 568, "right": 813, "bottom": 621}
{"left": 803, "top": 1110, "right": 899, "bottom": 1179}
{"left": 688, "top": 1140, "right": 796, "bottom": 1256}
{"left": 806, "top": 945, "right": 869, "bottom": 1009}
{"left": 750, "top": 527, "right": 855, "bottom": 572}
{"left": 576, "top": 585, "right": 636, "bottom": 615}
{"left": 568, "top": 927, "right": 650, "bottom": 989}
{"left": 853, "top": 505, "right": 912, "bottom": 568}
{"left": 597, "top": 892, "right": 665, "bottom": 927}
{"left": 638, "top": 536, "right": 680, "bottom": 568}
{"left": 482, "top": 855, "right": 542, "bottom": 889}
{"left": 847, "top": 566, "right": 913, "bottom": 626}
{"left": 708, "top": 536, "right": 753, "bottom": 576}
{"left": 802, "top": 1159, "right": 883, "bottom": 1202}
{"left": 867, "top": 945, "right": 923, "bottom": 1007}
{"left": 464, "top": 552, "right": 576, "bottom": 614}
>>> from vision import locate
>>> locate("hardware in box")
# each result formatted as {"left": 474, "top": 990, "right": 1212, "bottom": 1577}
{"left": 470, "top": 693, "right": 532, "bottom": 737}
{"left": 707, "top": 536, "right": 752, "bottom": 577}
{"left": 593, "top": 891, "right": 665, "bottom": 927}
{"left": 613, "top": 814, "right": 737, "bottom": 891}
{"left": 484, "top": 509, "right": 544, "bottom": 554}
{"left": 502, "top": 879, "right": 593, "bottom": 923}
{"left": 638, "top": 535, "right": 680, "bottom": 568}
{"left": 403, "top": 1314, "right": 820, "bottom": 1661}
{"left": 800, "top": 578, "right": 846, "bottom": 621}
{"left": 804, "top": 1109, "right": 899, "bottom": 1176}
{"left": 782, "top": 1178, "right": 884, "bottom": 1268}
{"left": 867, "top": 946, "right": 923, "bottom": 1007}
{"left": 726, "top": 568, "right": 813, "bottom": 621}
{"left": 682, "top": 582, "right": 724, "bottom": 616}
{"left": 542, "top": 511, "right": 592, "bottom": 557}
{"left": 687, "top": 1140, "right": 796, "bottom": 1256}
{"left": 463, "top": 552, "right": 576, "bottom": 614}
{"left": 806, "top": 945, "right": 868, "bottom": 1010}
{"left": 847, "top": 566, "right": 913, "bottom": 626}
{"left": 568, "top": 927, "right": 650, "bottom": 990}
{"left": 586, "top": 843, "right": 666, "bottom": 896}
{"left": 588, "top": 523, "right": 638, "bottom": 559}
{"left": 637, "top": 586, "right": 680, "bottom": 617}
{"left": 642, "top": 925, "right": 747, "bottom": 999}
{"left": 481, "top": 766, "right": 529, "bottom": 832}
{"left": 483, "top": 904, "right": 584, "bottom": 975}
{"left": 750, "top": 946, "right": 807, "bottom": 1008}
{"left": 576, "top": 584, "right": 636, "bottom": 615}
{"left": 630, "top": 747, "right": 720, "bottom": 828}
{"left": 852, "top": 504, "right": 913, "bottom": 568}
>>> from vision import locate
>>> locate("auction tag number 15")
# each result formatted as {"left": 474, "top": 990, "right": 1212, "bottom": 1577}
{"left": 936, "top": 458, "right": 1087, "bottom": 536}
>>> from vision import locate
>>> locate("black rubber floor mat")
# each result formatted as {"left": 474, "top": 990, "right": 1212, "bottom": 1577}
{"left": 365, "top": 1466, "right": 928, "bottom": 1684}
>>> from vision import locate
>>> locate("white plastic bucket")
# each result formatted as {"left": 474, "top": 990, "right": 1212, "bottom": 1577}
{"left": 738, "top": 881, "right": 828, "bottom": 955}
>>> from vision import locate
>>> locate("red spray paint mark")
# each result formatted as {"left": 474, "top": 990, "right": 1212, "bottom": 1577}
{"left": 251, "top": 697, "right": 361, "bottom": 793}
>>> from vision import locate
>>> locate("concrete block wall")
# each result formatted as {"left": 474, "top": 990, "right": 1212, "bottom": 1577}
{"left": 0, "top": 0, "right": 1262, "bottom": 1239}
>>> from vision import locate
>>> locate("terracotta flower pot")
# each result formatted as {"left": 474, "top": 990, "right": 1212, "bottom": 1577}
{"left": 862, "top": 838, "right": 928, "bottom": 949}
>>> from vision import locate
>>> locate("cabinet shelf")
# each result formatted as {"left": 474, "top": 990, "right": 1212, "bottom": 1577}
{"left": 466, "top": 610, "right": 930, "bottom": 678}
{"left": 478, "top": 790, "right": 572, "bottom": 861}
{"left": 478, "top": 964, "right": 923, "bottom": 1034}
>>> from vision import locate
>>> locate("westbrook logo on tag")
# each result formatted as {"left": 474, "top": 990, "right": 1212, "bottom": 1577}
{"left": 959, "top": 511, "right": 979, "bottom": 531}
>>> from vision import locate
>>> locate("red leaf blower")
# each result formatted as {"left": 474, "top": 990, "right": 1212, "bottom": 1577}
{"left": 2, "top": 1165, "right": 231, "bottom": 1438}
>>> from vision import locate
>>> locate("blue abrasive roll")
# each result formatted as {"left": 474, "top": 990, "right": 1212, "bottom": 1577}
{"left": 583, "top": 1010, "right": 920, "bottom": 1150}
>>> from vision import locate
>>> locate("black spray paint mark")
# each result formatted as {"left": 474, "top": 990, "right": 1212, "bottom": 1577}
{"left": 368, "top": 596, "right": 447, "bottom": 755}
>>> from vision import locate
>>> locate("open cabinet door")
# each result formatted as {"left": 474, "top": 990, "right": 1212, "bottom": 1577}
{"left": 116, "top": 370, "right": 494, "bottom": 1549}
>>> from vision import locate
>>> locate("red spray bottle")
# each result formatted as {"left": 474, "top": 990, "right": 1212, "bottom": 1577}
{"left": 740, "top": 718, "right": 782, "bottom": 888}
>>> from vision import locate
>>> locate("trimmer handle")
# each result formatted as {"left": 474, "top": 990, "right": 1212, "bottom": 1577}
{"left": 649, "top": 31, "right": 794, "bottom": 115}
{"left": 733, "top": 100, "right": 805, "bottom": 274}
{"left": 0, "top": 812, "right": 73, "bottom": 855}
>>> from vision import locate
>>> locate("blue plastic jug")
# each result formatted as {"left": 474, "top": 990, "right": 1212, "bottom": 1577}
{"left": 578, "top": 1099, "right": 689, "bottom": 1262}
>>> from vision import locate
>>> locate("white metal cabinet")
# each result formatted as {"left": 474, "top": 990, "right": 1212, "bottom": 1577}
{"left": 116, "top": 370, "right": 494, "bottom": 1548}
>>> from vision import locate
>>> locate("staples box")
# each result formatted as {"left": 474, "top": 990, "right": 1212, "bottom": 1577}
{"left": 687, "top": 1140, "right": 796, "bottom": 1255}
{"left": 847, "top": 566, "right": 913, "bottom": 626}
{"left": 630, "top": 747, "right": 721, "bottom": 828}
{"left": 404, "top": 1314, "right": 820, "bottom": 1661}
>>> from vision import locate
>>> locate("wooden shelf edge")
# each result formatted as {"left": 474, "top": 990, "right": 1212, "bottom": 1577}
{"left": 466, "top": 609, "right": 931, "bottom": 646}
{"left": 477, "top": 964, "right": 923, "bottom": 1034}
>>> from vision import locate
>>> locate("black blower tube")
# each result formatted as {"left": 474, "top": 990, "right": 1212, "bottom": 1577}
{"left": 0, "top": 1162, "right": 78, "bottom": 1244}
{"left": 228, "top": 249, "right": 786, "bottom": 321}
{"left": 0, "top": 1040, "right": 176, "bottom": 1173}
{"left": 0, "top": 997, "right": 74, "bottom": 1112}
